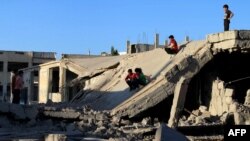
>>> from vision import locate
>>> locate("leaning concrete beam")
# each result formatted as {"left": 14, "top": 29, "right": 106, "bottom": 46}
{"left": 168, "top": 77, "right": 190, "bottom": 128}
{"left": 207, "top": 30, "right": 238, "bottom": 43}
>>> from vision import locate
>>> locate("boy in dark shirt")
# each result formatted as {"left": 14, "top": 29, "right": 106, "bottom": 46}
{"left": 223, "top": 4, "right": 234, "bottom": 31}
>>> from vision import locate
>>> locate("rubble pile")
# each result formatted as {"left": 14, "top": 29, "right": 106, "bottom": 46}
{"left": 0, "top": 102, "right": 159, "bottom": 140}
{"left": 179, "top": 102, "right": 250, "bottom": 127}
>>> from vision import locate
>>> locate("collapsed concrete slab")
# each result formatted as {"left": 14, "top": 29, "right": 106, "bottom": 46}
{"left": 111, "top": 30, "right": 250, "bottom": 119}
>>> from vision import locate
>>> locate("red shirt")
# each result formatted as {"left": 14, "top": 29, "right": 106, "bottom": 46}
{"left": 169, "top": 39, "right": 178, "bottom": 53}
{"left": 125, "top": 73, "right": 136, "bottom": 81}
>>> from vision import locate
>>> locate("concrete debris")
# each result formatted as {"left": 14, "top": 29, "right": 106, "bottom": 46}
{"left": 244, "top": 89, "right": 250, "bottom": 107}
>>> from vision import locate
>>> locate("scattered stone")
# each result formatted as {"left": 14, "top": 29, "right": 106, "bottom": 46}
{"left": 120, "top": 119, "right": 131, "bottom": 125}
{"left": 199, "top": 106, "right": 207, "bottom": 113}
{"left": 141, "top": 117, "right": 151, "bottom": 126}
{"left": 96, "top": 113, "right": 109, "bottom": 121}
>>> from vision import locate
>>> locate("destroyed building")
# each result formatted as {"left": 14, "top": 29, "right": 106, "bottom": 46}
{"left": 0, "top": 50, "right": 56, "bottom": 102}
{"left": 11, "top": 30, "right": 250, "bottom": 140}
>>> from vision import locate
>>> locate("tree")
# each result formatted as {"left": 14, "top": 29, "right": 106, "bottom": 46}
{"left": 111, "top": 46, "right": 119, "bottom": 56}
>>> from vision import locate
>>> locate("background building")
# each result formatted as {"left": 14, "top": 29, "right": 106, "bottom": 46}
{"left": 0, "top": 50, "right": 56, "bottom": 102}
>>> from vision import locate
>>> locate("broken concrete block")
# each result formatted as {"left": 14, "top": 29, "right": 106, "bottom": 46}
{"left": 199, "top": 106, "right": 207, "bottom": 113}
{"left": 24, "top": 106, "right": 38, "bottom": 120}
{"left": 239, "top": 30, "right": 250, "bottom": 39}
{"left": 43, "top": 111, "right": 80, "bottom": 119}
{"left": 217, "top": 81, "right": 224, "bottom": 90}
{"left": 225, "top": 96, "right": 233, "bottom": 105}
{"left": 120, "top": 119, "right": 132, "bottom": 125}
{"left": 141, "top": 117, "right": 151, "bottom": 126}
{"left": 45, "top": 134, "right": 66, "bottom": 141}
{"left": 234, "top": 112, "right": 245, "bottom": 125}
{"left": 111, "top": 116, "right": 121, "bottom": 125}
{"left": 95, "top": 113, "right": 109, "bottom": 121}
{"left": 244, "top": 89, "right": 250, "bottom": 106}
{"left": 229, "top": 102, "right": 238, "bottom": 113}
{"left": 225, "top": 89, "right": 234, "bottom": 97}
{"left": 0, "top": 103, "right": 10, "bottom": 113}
{"left": 207, "top": 30, "right": 238, "bottom": 43}
{"left": 10, "top": 104, "right": 26, "bottom": 120}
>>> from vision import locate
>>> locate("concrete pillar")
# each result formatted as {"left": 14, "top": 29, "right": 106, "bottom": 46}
{"left": 27, "top": 71, "right": 34, "bottom": 104}
{"left": 168, "top": 77, "right": 190, "bottom": 128}
{"left": 164, "top": 40, "right": 168, "bottom": 47}
{"left": 39, "top": 68, "right": 50, "bottom": 103}
{"left": 184, "top": 36, "right": 190, "bottom": 42}
{"left": 59, "top": 67, "right": 66, "bottom": 102}
{"left": 126, "top": 40, "right": 131, "bottom": 54}
{"left": 2, "top": 61, "right": 8, "bottom": 102}
{"left": 10, "top": 71, "right": 15, "bottom": 103}
{"left": 154, "top": 33, "right": 159, "bottom": 49}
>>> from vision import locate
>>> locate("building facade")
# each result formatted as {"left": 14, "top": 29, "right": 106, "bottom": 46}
{"left": 0, "top": 50, "right": 56, "bottom": 102}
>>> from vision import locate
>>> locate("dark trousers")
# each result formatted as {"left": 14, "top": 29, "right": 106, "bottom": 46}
{"left": 165, "top": 48, "right": 177, "bottom": 54}
{"left": 224, "top": 19, "right": 230, "bottom": 31}
{"left": 133, "top": 79, "right": 146, "bottom": 88}
{"left": 126, "top": 80, "right": 134, "bottom": 90}
{"left": 12, "top": 89, "right": 20, "bottom": 104}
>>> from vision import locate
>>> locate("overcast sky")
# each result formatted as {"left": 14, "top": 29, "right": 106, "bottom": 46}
{"left": 0, "top": 0, "right": 249, "bottom": 56}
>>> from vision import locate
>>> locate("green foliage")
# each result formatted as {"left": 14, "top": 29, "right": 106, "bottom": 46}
{"left": 111, "top": 46, "right": 119, "bottom": 56}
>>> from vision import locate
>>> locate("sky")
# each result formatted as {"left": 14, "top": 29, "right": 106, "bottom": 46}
{"left": 0, "top": 0, "right": 249, "bottom": 57}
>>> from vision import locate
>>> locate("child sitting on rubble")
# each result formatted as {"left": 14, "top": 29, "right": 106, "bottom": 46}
{"left": 125, "top": 69, "right": 137, "bottom": 91}
{"left": 133, "top": 68, "right": 148, "bottom": 89}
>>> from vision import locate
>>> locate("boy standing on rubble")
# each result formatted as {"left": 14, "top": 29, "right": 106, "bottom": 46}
{"left": 223, "top": 4, "right": 234, "bottom": 31}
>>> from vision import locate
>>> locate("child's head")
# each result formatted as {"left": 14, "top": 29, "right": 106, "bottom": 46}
{"left": 128, "top": 69, "right": 132, "bottom": 74}
{"left": 223, "top": 4, "right": 229, "bottom": 11}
